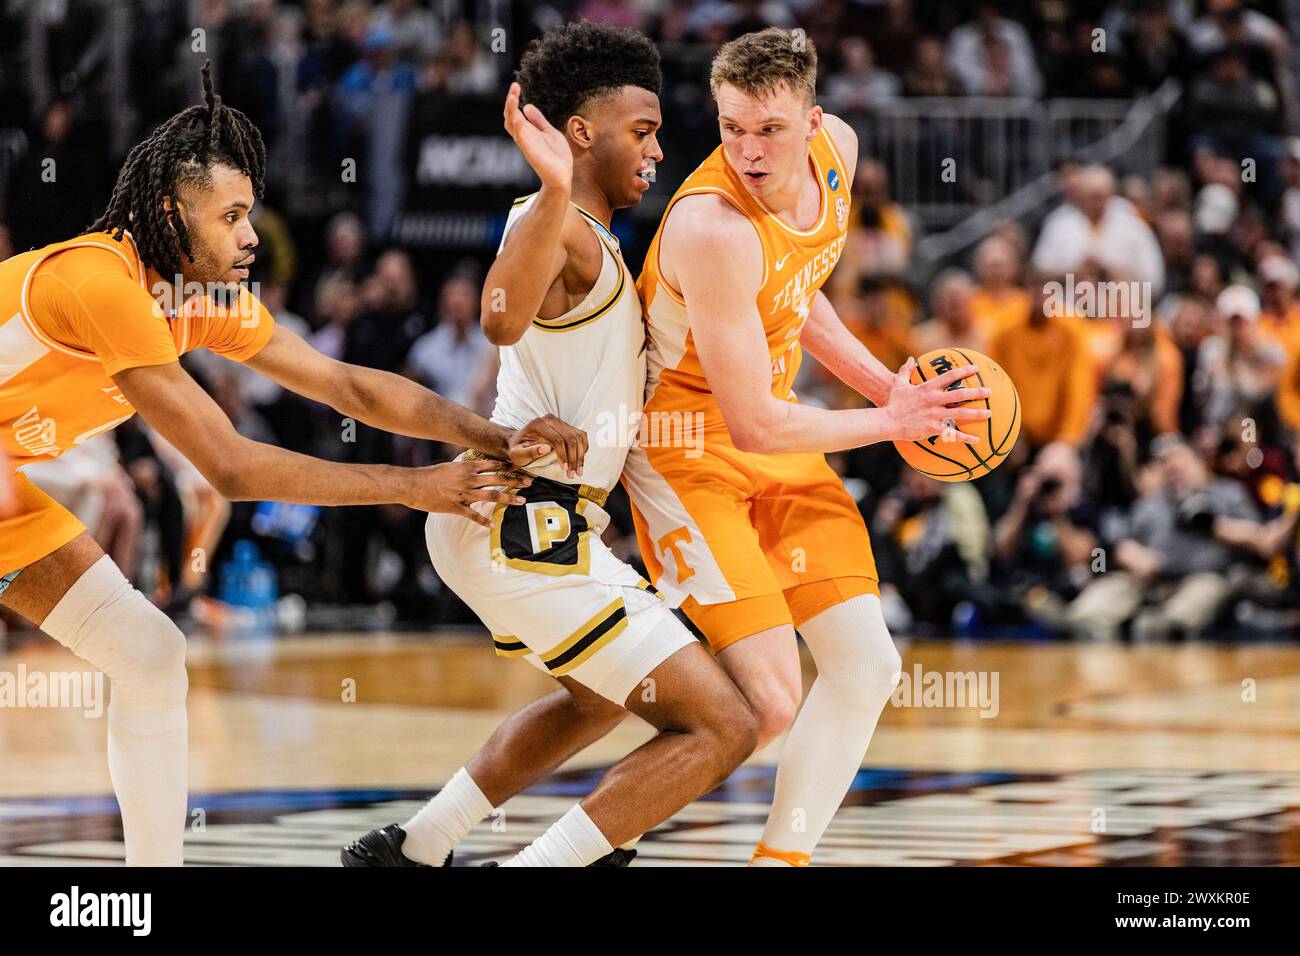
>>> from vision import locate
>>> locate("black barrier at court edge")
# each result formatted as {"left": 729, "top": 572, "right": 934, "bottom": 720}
{"left": 0, "top": 865, "right": 1286, "bottom": 942}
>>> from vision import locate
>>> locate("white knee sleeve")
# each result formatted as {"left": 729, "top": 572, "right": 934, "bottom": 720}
{"left": 40, "top": 556, "right": 190, "bottom": 865}
{"left": 41, "top": 555, "right": 188, "bottom": 732}
{"left": 799, "top": 594, "right": 902, "bottom": 706}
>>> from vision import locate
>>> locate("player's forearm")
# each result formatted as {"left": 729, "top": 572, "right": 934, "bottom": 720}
{"left": 345, "top": 366, "right": 510, "bottom": 458}
{"left": 481, "top": 184, "right": 570, "bottom": 345}
{"left": 729, "top": 396, "right": 898, "bottom": 454}
{"left": 802, "top": 291, "right": 894, "bottom": 405}
{"left": 216, "top": 438, "right": 413, "bottom": 507}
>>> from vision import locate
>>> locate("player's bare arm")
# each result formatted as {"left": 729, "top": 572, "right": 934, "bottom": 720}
{"left": 244, "top": 324, "right": 580, "bottom": 472}
{"left": 801, "top": 289, "right": 894, "bottom": 405}
{"left": 797, "top": 113, "right": 895, "bottom": 405}
{"left": 481, "top": 82, "right": 604, "bottom": 347}
{"left": 664, "top": 194, "right": 990, "bottom": 452}
{"left": 113, "top": 360, "right": 528, "bottom": 528}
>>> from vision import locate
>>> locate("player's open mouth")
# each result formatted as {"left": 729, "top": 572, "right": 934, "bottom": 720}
{"left": 636, "top": 161, "right": 656, "bottom": 185}
{"left": 744, "top": 171, "right": 768, "bottom": 185}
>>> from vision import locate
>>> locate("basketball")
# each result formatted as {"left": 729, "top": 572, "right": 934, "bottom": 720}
{"left": 893, "top": 348, "right": 1021, "bottom": 482}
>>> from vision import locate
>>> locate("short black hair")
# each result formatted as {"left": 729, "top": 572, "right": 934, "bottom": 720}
{"left": 91, "top": 61, "right": 266, "bottom": 277}
{"left": 515, "top": 22, "right": 661, "bottom": 129}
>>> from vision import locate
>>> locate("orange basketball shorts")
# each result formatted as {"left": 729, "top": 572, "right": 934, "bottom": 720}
{"left": 622, "top": 439, "right": 878, "bottom": 652}
{"left": 0, "top": 471, "right": 87, "bottom": 578}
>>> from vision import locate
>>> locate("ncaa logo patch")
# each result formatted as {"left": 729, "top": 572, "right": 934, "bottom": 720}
{"left": 827, "top": 167, "right": 840, "bottom": 191}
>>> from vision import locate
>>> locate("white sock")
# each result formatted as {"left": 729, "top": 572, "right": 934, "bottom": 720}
{"left": 502, "top": 804, "right": 612, "bottom": 867}
{"left": 41, "top": 556, "right": 189, "bottom": 866}
{"left": 400, "top": 767, "right": 493, "bottom": 865}
{"left": 755, "top": 594, "right": 900, "bottom": 865}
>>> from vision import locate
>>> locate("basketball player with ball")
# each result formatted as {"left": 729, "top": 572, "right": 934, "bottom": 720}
{"left": 620, "top": 27, "right": 1015, "bottom": 865}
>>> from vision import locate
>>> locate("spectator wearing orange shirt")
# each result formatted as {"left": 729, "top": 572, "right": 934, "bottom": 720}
{"left": 1257, "top": 254, "right": 1300, "bottom": 349}
{"left": 1107, "top": 321, "right": 1185, "bottom": 438}
{"left": 912, "top": 269, "right": 989, "bottom": 357}
{"left": 969, "top": 235, "right": 1030, "bottom": 338}
{"left": 990, "top": 276, "right": 1097, "bottom": 448}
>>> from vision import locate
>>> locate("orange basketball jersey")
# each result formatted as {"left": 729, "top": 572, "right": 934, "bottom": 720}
{"left": 637, "top": 124, "right": 853, "bottom": 441}
{"left": 0, "top": 231, "right": 275, "bottom": 475}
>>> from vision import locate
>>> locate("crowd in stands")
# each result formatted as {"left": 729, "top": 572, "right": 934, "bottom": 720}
{"left": 1, "top": 0, "right": 1297, "bottom": 638}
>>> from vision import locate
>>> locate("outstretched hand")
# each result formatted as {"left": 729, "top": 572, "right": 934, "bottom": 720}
{"left": 503, "top": 81, "right": 572, "bottom": 192}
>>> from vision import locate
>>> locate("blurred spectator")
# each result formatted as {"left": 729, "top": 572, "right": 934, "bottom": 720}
{"left": 1062, "top": 439, "right": 1275, "bottom": 640}
{"left": 337, "top": 25, "right": 418, "bottom": 240}
{"left": 1155, "top": 208, "right": 1196, "bottom": 295}
{"left": 829, "top": 159, "right": 912, "bottom": 303}
{"left": 1195, "top": 284, "right": 1287, "bottom": 429}
{"left": 1280, "top": 138, "right": 1300, "bottom": 259}
{"left": 912, "top": 269, "right": 987, "bottom": 356}
{"left": 866, "top": 0, "right": 923, "bottom": 77}
{"left": 1031, "top": 165, "right": 1166, "bottom": 293}
{"left": 299, "top": 211, "right": 368, "bottom": 319}
{"left": 823, "top": 38, "right": 900, "bottom": 115}
{"left": 1256, "top": 253, "right": 1300, "bottom": 348}
{"left": 372, "top": 0, "right": 442, "bottom": 64}
{"left": 989, "top": 277, "right": 1096, "bottom": 448}
{"left": 1122, "top": 0, "right": 1192, "bottom": 92}
{"left": 994, "top": 442, "right": 1100, "bottom": 626}
{"left": 903, "top": 35, "right": 958, "bottom": 97}
{"left": 407, "top": 271, "right": 493, "bottom": 409}
{"left": 346, "top": 249, "right": 430, "bottom": 375}
{"left": 968, "top": 235, "right": 1029, "bottom": 338}
{"left": 1107, "top": 319, "right": 1185, "bottom": 439}
{"left": 1052, "top": 16, "right": 1131, "bottom": 99}
{"left": 4, "top": 101, "right": 102, "bottom": 251}
{"left": 871, "top": 465, "right": 991, "bottom": 629}
{"left": 427, "top": 23, "right": 498, "bottom": 95}
{"left": 946, "top": 4, "right": 1042, "bottom": 98}
{"left": 1185, "top": 44, "right": 1285, "bottom": 204}
{"left": 577, "top": 0, "right": 650, "bottom": 31}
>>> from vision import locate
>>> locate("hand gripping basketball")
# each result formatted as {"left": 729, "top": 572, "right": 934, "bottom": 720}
{"left": 891, "top": 348, "right": 1022, "bottom": 482}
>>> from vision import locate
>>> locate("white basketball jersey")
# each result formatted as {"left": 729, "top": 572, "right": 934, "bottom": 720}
{"left": 490, "top": 193, "right": 646, "bottom": 491}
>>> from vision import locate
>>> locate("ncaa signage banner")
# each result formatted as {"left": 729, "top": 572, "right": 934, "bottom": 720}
{"left": 393, "top": 92, "right": 539, "bottom": 249}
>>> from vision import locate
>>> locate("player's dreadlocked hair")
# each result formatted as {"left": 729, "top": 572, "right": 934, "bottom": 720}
{"left": 515, "top": 22, "right": 661, "bottom": 129}
{"left": 90, "top": 61, "right": 266, "bottom": 278}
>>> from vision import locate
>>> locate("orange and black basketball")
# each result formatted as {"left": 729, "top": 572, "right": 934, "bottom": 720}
{"left": 893, "top": 348, "right": 1020, "bottom": 482}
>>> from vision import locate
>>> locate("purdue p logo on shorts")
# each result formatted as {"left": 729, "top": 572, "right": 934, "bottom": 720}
{"left": 489, "top": 481, "right": 594, "bottom": 576}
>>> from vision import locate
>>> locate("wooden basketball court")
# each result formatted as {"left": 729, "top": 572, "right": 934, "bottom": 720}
{"left": 2, "top": 627, "right": 1298, "bottom": 865}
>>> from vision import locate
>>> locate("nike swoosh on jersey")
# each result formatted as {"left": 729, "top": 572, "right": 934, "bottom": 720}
{"left": 775, "top": 251, "right": 795, "bottom": 271}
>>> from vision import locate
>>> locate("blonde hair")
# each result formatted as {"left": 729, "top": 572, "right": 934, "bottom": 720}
{"left": 709, "top": 27, "right": 817, "bottom": 105}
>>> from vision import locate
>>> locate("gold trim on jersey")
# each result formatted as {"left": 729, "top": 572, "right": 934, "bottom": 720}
{"left": 531, "top": 253, "right": 626, "bottom": 333}
{"left": 507, "top": 193, "right": 628, "bottom": 333}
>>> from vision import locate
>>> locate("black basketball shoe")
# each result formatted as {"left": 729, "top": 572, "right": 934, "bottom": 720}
{"left": 340, "top": 824, "right": 452, "bottom": 867}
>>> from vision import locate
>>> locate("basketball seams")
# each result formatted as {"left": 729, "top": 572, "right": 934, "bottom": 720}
{"left": 897, "top": 348, "right": 1019, "bottom": 480}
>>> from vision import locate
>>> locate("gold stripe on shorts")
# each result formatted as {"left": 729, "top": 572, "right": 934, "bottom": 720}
{"left": 540, "top": 598, "right": 628, "bottom": 676}
{"left": 492, "top": 636, "right": 531, "bottom": 658}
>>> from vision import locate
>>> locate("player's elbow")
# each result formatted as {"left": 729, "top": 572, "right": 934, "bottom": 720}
{"left": 481, "top": 311, "right": 525, "bottom": 347}
{"left": 727, "top": 411, "right": 781, "bottom": 454}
